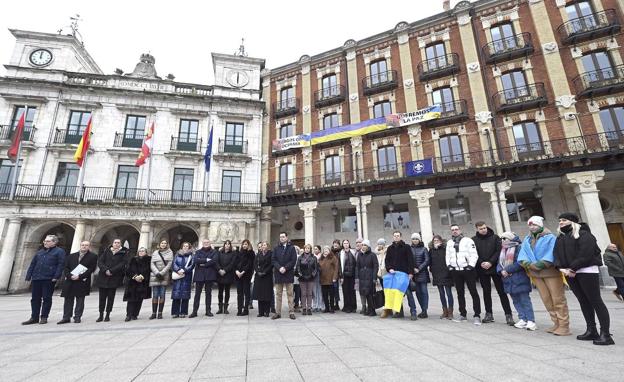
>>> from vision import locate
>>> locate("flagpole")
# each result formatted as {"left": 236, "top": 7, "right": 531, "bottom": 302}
{"left": 75, "top": 149, "right": 88, "bottom": 203}
{"left": 9, "top": 105, "right": 27, "bottom": 201}
{"left": 203, "top": 123, "right": 213, "bottom": 207}
{"left": 203, "top": 165, "right": 208, "bottom": 207}
{"left": 144, "top": 121, "right": 154, "bottom": 205}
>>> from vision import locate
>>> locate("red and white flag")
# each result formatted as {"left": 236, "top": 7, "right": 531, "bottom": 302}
{"left": 135, "top": 122, "right": 154, "bottom": 167}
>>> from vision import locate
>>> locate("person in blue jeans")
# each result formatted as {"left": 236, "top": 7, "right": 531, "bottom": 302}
{"left": 497, "top": 232, "right": 536, "bottom": 331}
{"left": 22, "top": 235, "right": 65, "bottom": 325}
{"left": 410, "top": 233, "right": 431, "bottom": 318}
{"left": 430, "top": 235, "right": 454, "bottom": 319}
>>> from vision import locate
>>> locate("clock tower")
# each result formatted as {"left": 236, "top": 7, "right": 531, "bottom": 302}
{"left": 212, "top": 51, "right": 264, "bottom": 92}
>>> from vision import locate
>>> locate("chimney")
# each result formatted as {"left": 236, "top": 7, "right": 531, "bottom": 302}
{"left": 443, "top": 0, "right": 451, "bottom": 11}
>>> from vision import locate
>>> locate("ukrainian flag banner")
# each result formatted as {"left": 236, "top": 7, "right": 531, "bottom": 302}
{"left": 382, "top": 271, "right": 410, "bottom": 312}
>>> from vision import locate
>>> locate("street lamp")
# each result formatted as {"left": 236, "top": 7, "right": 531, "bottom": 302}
{"left": 387, "top": 197, "right": 395, "bottom": 213}
{"left": 532, "top": 179, "right": 544, "bottom": 200}
{"left": 455, "top": 187, "right": 465, "bottom": 206}
{"left": 283, "top": 208, "right": 290, "bottom": 221}
{"left": 331, "top": 203, "right": 339, "bottom": 217}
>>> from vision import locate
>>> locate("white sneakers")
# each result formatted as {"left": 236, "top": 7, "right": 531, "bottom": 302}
{"left": 525, "top": 321, "right": 537, "bottom": 331}
{"left": 473, "top": 316, "right": 482, "bottom": 326}
{"left": 514, "top": 319, "right": 527, "bottom": 329}
{"left": 514, "top": 319, "right": 537, "bottom": 331}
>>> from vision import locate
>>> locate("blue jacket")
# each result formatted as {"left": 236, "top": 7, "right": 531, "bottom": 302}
{"left": 193, "top": 246, "right": 218, "bottom": 283}
{"left": 26, "top": 246, "right": 65, "bottom": 281}
{"left": 410, "top": 243, "right": 430, "bottom": 283}
{"left": 272, "top": 242, "right": 297, "bottom": 284}
{"left": 497, "top": 245, "right": 531, "bottom": 295}
{"left": 171, "top": 252, "right": 195, "bottom": 300}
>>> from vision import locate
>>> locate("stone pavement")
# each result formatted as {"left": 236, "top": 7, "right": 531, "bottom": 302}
{"left": 0, "top": 286, "right": 623, "bottom": 382}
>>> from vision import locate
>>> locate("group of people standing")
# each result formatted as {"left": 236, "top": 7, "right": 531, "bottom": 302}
{"left": 20, "top": 212, "right": 617, "bottom": 346}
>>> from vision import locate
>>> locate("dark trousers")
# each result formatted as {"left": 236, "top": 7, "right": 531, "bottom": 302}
{"left": 237, "top": 278, "right": 251, "bottom": 311}
{"left": 258, "top": 300, "right": 270, "bottom": 316}
{"left": 341, "top": 277, "right": 357, "bottom": 311}
{"left": 193, "top": 281, "right": 213, "bottom": 313}
{"left": 293, "top": 284, "right": 301, "bottom": 307}
{"left": 172, "top": 299, "right": 189, "bottom": 315}
{"left": 31, "top": 280, "right": 54, "bottom": 319}
{"left": 614, "top": 277, "right": 624, "bottom": 296}
{"left": 126, "top": 300, "right": 143, "bottom": 318}
{"left": 218, "top": 283, "right": 231, "bottom": 305}
{"left": 63, "top": 296, "right": 85, "bottom": 320}
{"left": 365, "top": 293, "right": 375, "bottom": 313}
{"left": 98, "top": 287, "right": 117, "bottom": 313}
{"left": 332, "top": 281, "right": 340, "bottom": 306}
{"left": 322, "top": 285, "right": 336, "bottom": 311}
{"left": 568, "top": 273, "right": 610, "bottom": 333}
{"left": 478, "top": 271, "right": 512, "bottom": 315}
{"left": 452, "top": 270, "right": 481, "bottom": 317}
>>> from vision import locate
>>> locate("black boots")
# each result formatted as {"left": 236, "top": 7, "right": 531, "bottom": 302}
{"left": 593, "top": 330, "right": 615, "bottom": 346}
{"left": 104, "top": 312, "right": 110, "bottom": 322}
{"left": 149, "top": 301, "right": 158, "bottom": 320}
{"left": 189, "top": 311, "right": 198, "bottom": 318}
{"left": 216, "top": 303, "right": 224, "bottom": 314}
{"left": 157, "top": 301, "right": 164, "bottom": 319}
{"left": 223, "top": 304, "right": 230, "bottom": 314}
{"left": 96, "top": 313, "right": 104, "bottom": 322}
{"left": 206, "top": 310, "right": 213, "bottom": 317}
{"left": 577, "top": 326, "right": 600, "bottom": 341}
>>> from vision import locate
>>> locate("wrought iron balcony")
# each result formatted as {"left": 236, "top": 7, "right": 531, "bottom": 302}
{"left": 482, "top": 32, "right": 534, "bottom": 64}
{"left": 272, "top": 98, "right": 299, "bottom": 119}
{"left": 421, "top": 100, "right": 469, "bottom": 128}
{"left": 170, "top": 136, "right": 202, "bottom": 152}
{"left": 113, "top": 132, "right": 142, "bottom": 149}
{"left": 572, "top": 65, "right": 624, "bottom": 98}
{"left": 0, "top": 124, "right": 36, "bottom": 142}
{"left": 53, "top": 129, "right": 83, "bottom": 145}
{"left": 218, "top": 138, "right": 248, "bottom": 155}
{"left": 558, "top": 9, "right": 620, "bottom": 45}
{"left": 362, "top": 70, "right": 398, "bottom": 96}
{"left": 417, "top": 53, "right": 460, "bottom": 81}
{"left": 492, "top": 83, "right": 547, "bottom": 113}
{"left": 314, "top": 85, "right": 346, "bottom": 108}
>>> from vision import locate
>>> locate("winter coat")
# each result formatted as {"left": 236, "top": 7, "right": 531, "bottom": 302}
{"left": 319, "top": 253, "right": 339, "bottom": 285}
{"left": 604, "top": 248, "right": 624, "bottom": 278}
{"left": 429, "top": 243, "right": 452, "bottom": 287}
{"left": 339, "top": 249, "right": 356, "bottom": 278}
{"left": 253, "top": 250, "right": 274, "bottom": 301}
{"left": 410, "top": 242, "right": 431, "bottom": 283}
{"left": 554, "top": 223, "right": 603, "bottom": 271}
{"left": 96, "top": 247, "right": 129, "bottom": 288}
{"left": 385, "top": 240, "right": 414, "bottom": 274}
{"left": 376, "top": 247, "right": 387, "bottom": 278}
{"left": 193, "top": 246, "right": 218, "bottom": 283}
{"left": 295, "top": 252, "right": 318, "bottom": 282}
{"left": 149, "top": 248, "right": 174, "bottom": 286}
{"left": 518, "top": 229, "right": 559, "bottom": 278}
{"left": 472, "top": 228, "right": 502, "bottom": 275}
{"left": 497, "top": 244, "right": 531, "bottom": 295}
{"left": 272, "top": 242, "right": 297, "bottom": 284}
{"left": 356, "top": 249, "right": 379, "bottom": 296}
{"left": 123, "top": 255, "right": 152, "bottom": 301}
{"left": 61, "top": 250, "right": 97, "bottom": 298}
{"left": 171, "top": 251, "right": 194, "bottom": 300}
{"left": 26, "top": 246, "right": 66, "bottom": 281}
{"left": 236, "top": 249, "right": 255, "bottom": 281}
{"left": 217, "top": 249, "right": 237, "bottom": 285}
{"left": 445, "top": 236, "right": 478, "bottom": 271}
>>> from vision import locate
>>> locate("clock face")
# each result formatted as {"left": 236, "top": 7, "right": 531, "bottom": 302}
{"left": 226, "top": 70, "right": 249, "bottom": 88}
{"left": 29, "top": 49, "right": 53, "bottom": 67}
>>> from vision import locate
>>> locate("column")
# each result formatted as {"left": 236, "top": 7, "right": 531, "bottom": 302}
{"left": 298, "top": 201, "right": 318, "bottom": 245}
{"left": 360, "top": 195, "right": 372, "bottom": 240}
{"left": 0, "top": 218, "right": 22, "bottom": 292}
{"left": 199, "top": 222, "right": 209, "bottom": 242}
{"left": 409, "top": 188, "right": 436, "bottom": 245}
{"left": 70, "top": 219, "right": 86, "bottom": 254}
{"left": 259, "top": 206, "right": 272, "bottom": 243}
{"left": 138, "top": 220, "right": 152, "bottom": 250}
{"left": 349, "top": 197, "right": 364, "bottom": 239}
{"left": 248, "top": 221, "right": 257, "bottom": 245}
{"left": 480, "top": 180, "right": 512, "bottom": 234}
{"left": 345, "top": 43, "right": 361, "bottom": 124}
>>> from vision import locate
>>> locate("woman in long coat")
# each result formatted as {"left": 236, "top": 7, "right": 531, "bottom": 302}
{"left": 356, "top": 240, "right": 379, "bottom": 316}
{"left": 171, "top": 242, "right": 195, "bottom": 318}
{"left": 319, "top": 246, "right": 339, "bottom": 313}
{"left": 123, "top": 247, "right": 152, "bottom": 321}
{"left": 253, "top": 241, "right": 274, "bottom": 317}
{"left": 217, "top": 240, "right": 237, "bottom": 314}
{"left": 235, "top": 240, "right": 255, "bottom": 316}
{"left": 149, "top": 240, "right": 173, "bottom": 319}
{"left": 430, "top": 235, "right": 454, "bottom": 319}
{"left": 59, "top": 244, "right": 97, "bottom": 324}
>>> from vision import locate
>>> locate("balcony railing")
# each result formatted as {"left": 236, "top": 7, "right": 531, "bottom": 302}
{"left": 417, "top": 53, "right": 460, "bottom": 81}
{"left": 113, "top": 132, "right": 143, "bottom": 149}
{"left": 53, "top": 129, "right": 83, "bottom": 145}
{"left": 492, "top": 83, "right": 547, "bottom": 113}
{"left": 218, "top": 138, "right": 248, "bottom": 155}
{"left": 421, "top": 100, "right": 469, "bottom": 128}
{"left": 572, "top": 65, "right": 624, "bottom": 98}
{"left": 272, "top": 98, "right": 299, "bottom": 119}
{"left": 482, "top": 32, "right": 534, "bottom": 64}
{"left": 0, "top": 124, "right": 36, "bottom": 142}
{"left": 362, "top": 70, "right": 398, "bottom": 96}
{"left": 0, "top": 184, "right": 261, "bottom": 207}
{"left": 266, "top": 132, "right": 622, "bottom": 198}
{"left": 314, "top": 85, "right": 346, "bottom": 108}
{"left": 170, "top": 136, "right": 202, "bottom": 152}
{"left": 558, "top": 9, "right": 621, "bottom": 45}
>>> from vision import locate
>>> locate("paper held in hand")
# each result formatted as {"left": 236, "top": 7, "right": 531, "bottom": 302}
{"left": 71, "top": 264, "right": 88, "bottom": 276}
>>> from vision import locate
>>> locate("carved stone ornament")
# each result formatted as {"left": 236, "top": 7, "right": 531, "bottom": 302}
{"left": 302, "top": 147, "right": 312, "bottom": 163}
{"left": 343, "top": 39, "right": 357, "bottom": 49}
{"left": 467, "top": 62, "right": 480, "bottom": 73}
{"left": 216, "top": 221, "right": 239, "bottom": 242}
{"left": 126, "top": 53, "right": 160, "bottom": 79}
{"left": 556, "top": 95, "right": 576, "bottom": 109}
{"left": 351, "top": 136, "right": 363, "bottom": 148}
{"left": 475, "top": 111, "right": 493, "bottom": 124}
{"left": 403, "top": 79, "right": 414, "bottom": 88}
{"left": 302, "top": 105, "right": 311, "bottom": 114}
{"left": 299, "top": 55, "right": 310, "bottom": 64}
{"left": 542, "top": 42, "right": 559, "bottom": 54}
{"left": 457, "top": 15, "right": 471, "bottom": 26}
{"left": 349, "top": 93, "right": 359, "bottom": 102}
{"left": 395, "top": 21, "right": 409, "bottom": 32}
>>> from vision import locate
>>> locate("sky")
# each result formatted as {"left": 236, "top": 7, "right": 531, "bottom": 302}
{"left": 0, "top": 0, "right": 454, "bottom": 85}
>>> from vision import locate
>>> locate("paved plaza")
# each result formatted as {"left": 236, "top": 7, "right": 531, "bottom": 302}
{"left": 0, "top": 286, "right": 623, "bottom": 382}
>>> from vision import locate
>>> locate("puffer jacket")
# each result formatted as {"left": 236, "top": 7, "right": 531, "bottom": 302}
{"left": 410, "top": 242, "right": 430, "bottom": 283}
{"left": 497, "top": 242, "right": 531, "bottom": 295}
{"left": 356, "top": 249, "right": 379, "bottom": 296}
{"left": 339, "top": 249, "right": 356, "bottom": 278}
{"left": 295, "top": 252, "right": 318, "bottom": 282}
{"left": 445, "top": 236, "right": 478, "bottom": 270}
{"left": 171, "top": 251, "right": 195, "bottom": 300}
{"left": 429, "top": 243, "right": 452, "bottom": 287}
{"left": 554, "top": 222, "right": 602, "bottom": 271}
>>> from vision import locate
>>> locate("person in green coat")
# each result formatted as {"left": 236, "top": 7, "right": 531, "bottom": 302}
{"left": 604, "top": 243, "right": 624, "bottom": 301}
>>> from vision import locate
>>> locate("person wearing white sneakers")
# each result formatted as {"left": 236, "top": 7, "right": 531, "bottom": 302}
{"left": 497, "top": 232, "right": 536, "bottom": 331}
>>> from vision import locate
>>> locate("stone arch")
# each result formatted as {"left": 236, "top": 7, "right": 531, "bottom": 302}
{"left": 152, "top": 222, "right": 199, "bottom": 252}
{"left": 89, "top": 222, "right": 140, "bottom": 256}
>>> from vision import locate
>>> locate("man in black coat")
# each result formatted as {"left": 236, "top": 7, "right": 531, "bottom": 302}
{"left": 95, "top": 239, "right": 128, "bottom": 322}
{"left": 190, "top": 239, "right": 218, "bottom": 317}
{"left": 272, "top": 232, "right": 297, "bottom": 320}
{"left": 382, "top": 231, "right": 415, "bottom": 319}
{"left": 58, "top": 241, "right": 97, "bottom": 324}
{"left": 472, "top": 222, "right": 512, "bottom": 325}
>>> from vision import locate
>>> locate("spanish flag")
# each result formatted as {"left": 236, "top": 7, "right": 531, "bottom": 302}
{"left": 135, "top": 122, "right": 154, "bottom": 167}
{"left": 382, "top": 271, "right": 410, "bottom": 312}
{"left": 73, "top": 116, "right": 92, "bottom": 167}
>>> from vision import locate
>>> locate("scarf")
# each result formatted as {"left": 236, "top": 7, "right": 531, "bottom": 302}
{"left": 452, "top": 234, "right": 463, "bottom": 252}
{"left": 499, "top": 242, "right": 519, "bottom": 269}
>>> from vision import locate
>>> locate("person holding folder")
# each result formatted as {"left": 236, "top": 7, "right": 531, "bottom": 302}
{"left": 58, "top": 241, "right": 97, "bottom": 324}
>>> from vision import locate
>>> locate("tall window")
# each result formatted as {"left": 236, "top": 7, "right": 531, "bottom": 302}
{"left": 66, "top": 111, "right": 91, "bottom": 143}
{"left": 177, "top": 119, "right": 199, "bottom": 150}
{"left": 224, "top": 122, "right": 244, "bottom": 153}
{"left": 123, "top": 115, "right": 146, "bottom": 148}
{"left": 279, "top": 87, "right": 295, "bottom": 109}
{"left": 439, "top": 135, "right": 464, "bottom": 165}
{"left": 566, "top": 1, "right": 597, "bottom": 33}
{"left": 325, "top": 155, "right": 341, "bottom": 183}
{"left": 432, "top": 87, "right": 455, "bottom": 112}
{"left": 53, "top": 162, "right": 79, "bottom": 197}
{"left": 581, "top": 51, "right": 615, "bottom": 84}
{"left": 322, "top": 113, "right": 339, "bottom": 130}
{"left": 490, "top": 22, "right": 517, "bottom": 53}
{"left": 377, "top": 145, "right": 397, "bottom": 175}
{"left": 439, "top": 198, "right": 471, "bottom": 226}
{"left": 172, "top": 168, "right": 194, "bottom": 201}
{"left": 0, "top": 159, "right": 21, "bottom": 195}
{"left": 507, "top": 192, "right": 544, "bottom": 222}
{"left": 222, "top": 170, "right": 241, "bottom": 202}
{"left": 383, "top": 203, "right": 410, "bottom": 230}
{"left": 279, "top": 163, "right": 294, "bottom": 189}
{"left": 279, "top": 124, "right": 294, "bottom": 138}
{"left": 334, "top": 208, "right": 358, "bottom": 233}
{"left": 513, "top": 121, "right": 542, "bottom": 155}
{"left": 321, "top": 74, "right": 338, "bottom": 98}
{"left": 599, "top": 106, "right": 624, "bottom": 141}
{"left": 501, "top": 70, "right": 529, "bottom": 101}
{"left": 373, "top": 101, "right": 392, "bottom": 118}
{"left": 425, "top": 42, "right": 447, "bottom": 71}
{"left": 10, "top": 106, "right": 37, "bottom": 141}
{"left": 115, "top": 165, "right": 139, "bottom": 199}
{"left": 370, "top": 59, "right": 388, "bottom": 85}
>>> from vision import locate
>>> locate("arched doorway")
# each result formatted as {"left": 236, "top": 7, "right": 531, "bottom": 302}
{"left": 154, "top": 225, "right": 199, "bottom": 252}
{"left": 93, "top": 223, "right": 140, "bottom": 257}
{"left": 38, "top": 223, "right": 75, "bottom": 253}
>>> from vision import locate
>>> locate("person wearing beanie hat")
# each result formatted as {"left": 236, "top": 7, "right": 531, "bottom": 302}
{"left": 410, "top": 233, "right": 431, "bottom": 319}
{"left": 411, "top": 233, "right": 421, "bottom": 241}
{"left": 518, "top": 216, "right": 571, "bottom": 336}
{"left": 377, "top": 238, "right": 386, "bottom": 246}
{"left": 554, "top": 214, "right": 614, "bottom": 345}
{"left": 356, "top": 240, "right": 379, "bottom": 316}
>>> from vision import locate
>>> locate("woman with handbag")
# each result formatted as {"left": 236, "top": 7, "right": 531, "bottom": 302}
{"left": 149, "top": 240, "right": 173, "bottom": 319}
{"left": 253, "top": 241, "right": 273, "bottom": 317}
{"left": 217, "top": 240, "right": 237, "bottom": 314}
{"left": 123, "top": 247, "right": 152, "bottom": 321}
{"left": 171, "top": 242, "right": 195, "bottom": 318}
{"left": 319, "top": 246, "right": 339, "bottom": 313}
{"left": 357, "top": 240, "right": 379, "bottom": 316}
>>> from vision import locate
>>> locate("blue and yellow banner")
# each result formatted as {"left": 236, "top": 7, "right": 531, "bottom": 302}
{"left": 382, "top": 271, "right": 410, "bottom": 312}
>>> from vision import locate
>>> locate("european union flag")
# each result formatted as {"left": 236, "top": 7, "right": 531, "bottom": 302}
{"left": 405, "top": 158, "right": 434, "bottom": 177}
{"left": 204, "top": 126, "right": 213, "bottom": 172}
